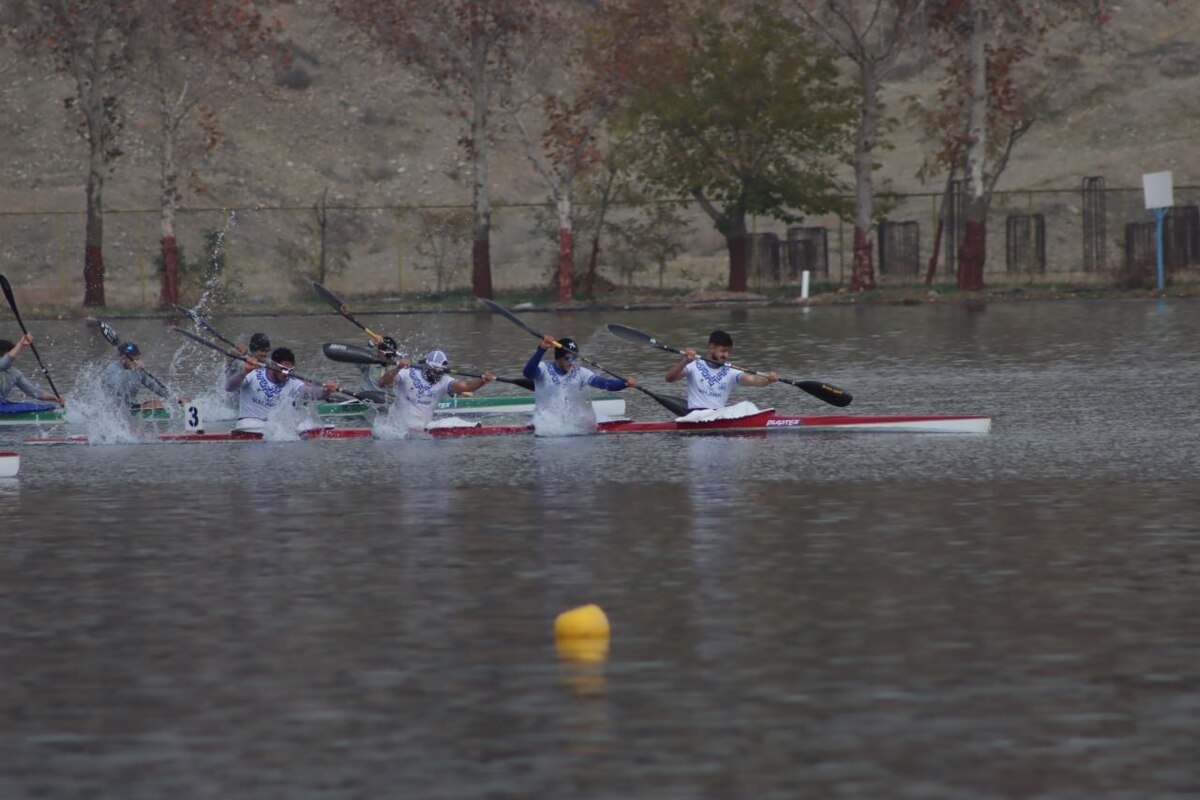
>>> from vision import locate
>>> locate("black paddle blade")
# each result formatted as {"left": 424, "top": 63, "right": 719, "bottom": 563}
{"left": 312, "top": 281, "right": 354, "bottom": 318}
{"left": 606, "top": 323, "right": 678, "bottom": 354}
{"left": 98, "top": 320, "right": 122, "bottom": 348}
{"left": 322, "top": 342, "right": 391, "bottom": 366}
{"left": 639, "top": 387, "right": 690, "bottom": 417}
{"left": 479, "top": 298, "right": 544, "bottom": 339}
{"left": 0, "top": 274, "right": 18, "bottom": 316}
{"left": 789, "top": 379, "right": 853, "bottom": 407}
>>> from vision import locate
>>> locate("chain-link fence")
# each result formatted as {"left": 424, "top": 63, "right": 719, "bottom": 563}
{"left": 2, "top": 181, "right": 1197, "bottom": 306}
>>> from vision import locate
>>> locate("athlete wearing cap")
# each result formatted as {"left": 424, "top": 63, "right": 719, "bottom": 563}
{"left": 102, "top": 341, "right": 185, "bottom": 409}
{"left": 664, "top": 330, "right": 777, "bottom": 410}
{"left": 379, "top": 349, "right": 494, "bottom": 429}
{"left": 225, "top": 346, "right": 339, "bottom": 432}
{"left": 225, "top": 332, "right": 272, "bottom": 406}
{"left": 523, "top": 334, "right": 636, "bottom": 432}
{"left": 0, "top": 334, "right": 64, "bottom": 406}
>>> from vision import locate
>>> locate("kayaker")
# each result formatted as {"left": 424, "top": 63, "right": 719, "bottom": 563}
{"left": 379, "top": 349, "right": 494, "bottom": 429}
{"left": 103, "top": 342, "right": 187, "bottom": 410}
{"left": 224, "top": 332, "right": 271, "bottom": 407}
{"left": 0, "top": 334, "right": 64, "bottom": 406}
{"left": 225, "top": 346, "right": 339, "bottom": 433}
{"left": 664, "top": 330, "right": 778, "bottom": 410}
{"left": 524, "top": 335, "right": 636, "bottom": 433}
{"left": 359, "top": 334, "right": 399, "bottom": 397}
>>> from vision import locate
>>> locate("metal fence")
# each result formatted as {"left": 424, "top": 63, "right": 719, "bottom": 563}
{"left": 1, "top": 181, "right": 1198, "bottom": 305}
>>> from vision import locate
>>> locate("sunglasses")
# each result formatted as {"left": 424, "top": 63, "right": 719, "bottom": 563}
{"left": 561, "top": 354, "right": 577, "bottom": 363}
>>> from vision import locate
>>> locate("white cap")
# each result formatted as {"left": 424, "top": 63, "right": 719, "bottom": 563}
{"left": 420, "top": 349, "right": 449, "bottom": 368}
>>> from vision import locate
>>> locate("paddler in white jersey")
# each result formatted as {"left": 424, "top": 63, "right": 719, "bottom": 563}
{"left": 224, "top": 332, "right": 271, "bottom": 408}
{"left": 379, "top": 349, "right": 494, "bottom": 430}
{"left": 225, "top": 346, "right": 339, "bottom": 433}
{"left": 523, "top": 335, "right": 636, "bottom": 434}
{"left": 664, "top": 330, "right": 777, "bottom": 410}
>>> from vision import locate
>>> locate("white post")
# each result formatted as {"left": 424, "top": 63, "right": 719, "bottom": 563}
{"left": 1142, "top": 171, "right": 1174, "bottom": 292}
{"left": 801, "top": 270, "right": 811, "bottom": 299}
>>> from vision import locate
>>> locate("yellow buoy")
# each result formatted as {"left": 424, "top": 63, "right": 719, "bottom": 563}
{"left": 554, "top": 604, "right": 611, "bottom": 640}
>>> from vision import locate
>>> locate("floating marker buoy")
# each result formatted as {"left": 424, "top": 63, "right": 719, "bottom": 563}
{"left": 0, "top": 452, "right": 19, "bottom": 478}
{"left": 554, "top": 604, "right": 610, "bottom": 640}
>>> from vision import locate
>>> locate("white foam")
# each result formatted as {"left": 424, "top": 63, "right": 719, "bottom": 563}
{"left": 674, "top": 401, "right": 764, "bottom": 424}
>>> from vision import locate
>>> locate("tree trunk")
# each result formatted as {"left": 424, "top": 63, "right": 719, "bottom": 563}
{"left": 851, "top": 66, "right": 879, "bottom": 292}
{"left": 958, "top": 202, "right": 987, "bottom": 291}
{"left": 83, "top": 146, "right": 106, "bottom": 307}
{"left": 158, "top": 124, "right": 180, "bottom": 309}
{"left": 468, "top": 32, "right": 493, "bottom": 300}
{"left": 726, "top": 222, "right": 749, "bottom": 292}
{"left": 958, "top": 0, "right": 988, "bottom": 291}
{"left": 555, "top": 194, "right": 573, "bottom": 304}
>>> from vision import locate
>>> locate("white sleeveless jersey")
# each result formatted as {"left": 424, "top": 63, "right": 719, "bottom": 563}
{"left": 235, "top": 368, "right": 310, "bottom": 420}
{"left": 531, "top": 362, "right": 599, "bottom": 433}
{"left": 395, "top": 367, "right": 456, "bottom": 426}
{"left": 684, "top": 359, "right": 741, "bottom": 409}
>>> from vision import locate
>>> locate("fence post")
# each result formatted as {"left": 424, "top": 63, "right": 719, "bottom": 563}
{"left": 57, "top": 214, "right": 67, "bottom": 302}
{"left": 394, "top": 208, "right": 404, "bottom": 294}
{"left": 139, "top": 211, "right": 147, "bottom": 306}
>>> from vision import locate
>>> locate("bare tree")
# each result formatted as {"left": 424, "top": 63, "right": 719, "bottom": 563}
{"left": 333, "top": 0, "right": 541, "bottom": 300}
{"left": 128, "top": 0, "right": 284, "bottom": 308}
{"left": 10, "top": 0, "right": 140, "bottom": 306}
{"left": 792, "top": 0, "right": 927, "bottom": 292}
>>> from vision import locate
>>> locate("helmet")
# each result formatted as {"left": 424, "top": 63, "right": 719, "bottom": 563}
{"left": 119, "top": 342, "right": 140, "bottom": 358}
{"left": 248, "top": 333, "right": 271, "bottom": 352}
{"left": 554, "top": 338, "right": 579, "bottom": 360}
{"left": 419, "top": 349, "right": 449, "bottom": 369}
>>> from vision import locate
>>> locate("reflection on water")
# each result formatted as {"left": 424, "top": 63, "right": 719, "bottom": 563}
{"left": 1, "top": 302, "right": 1198, "bottom": 797}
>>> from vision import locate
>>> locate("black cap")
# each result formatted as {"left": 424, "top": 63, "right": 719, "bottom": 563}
{"left": 554, "top": 338, "right": 579, "bottom": 359}
{"left": 119, "top": 342, "right": 140, "bottom": 358}
{"left": 248, "top": 333, "right": 271, "bottom": 352}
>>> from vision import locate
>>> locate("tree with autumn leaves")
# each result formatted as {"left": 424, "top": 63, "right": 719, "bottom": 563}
{"left": 619, "top": 0, "right": 858, "bottom": 292}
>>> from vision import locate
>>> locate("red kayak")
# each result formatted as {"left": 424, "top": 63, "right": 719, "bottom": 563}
{"left": 428, "top": 410, "right": 992, "bottom": 437}
{"left": 24, "top": 411, "right": 991, "bottom": 444}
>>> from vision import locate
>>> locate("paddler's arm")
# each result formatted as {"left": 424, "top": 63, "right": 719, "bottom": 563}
{"left": 225, "top": 358, "right": 258, "bottom": 392}
{"left": 138, "top": 365, "right": 172, "bottom": 400}
{"left": 664, "top": 348, "right": 696, "bottom": 383}
{"left": 378, "top": 358, "right": 410, "bottom": 388}
{"left": 587, "top": 374, "right": 637, "bottom": 392}
{"left": 523, "top": 336, "right": 554, "bottom": 380}
{"left": 736, "top": 370, "right": 779, "bottom": 387}
{"left": 449, "top": 372, "right": 494, "bottom": 394}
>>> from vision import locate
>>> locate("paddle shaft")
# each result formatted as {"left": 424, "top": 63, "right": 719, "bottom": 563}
{"left": 312, "top": 281, "right": 385, "bottom": 340}
{"left": 480, "top": 299, "right": 689, "bottom": 416}
{"left": 97, "top": 320, "right": 175, "bottom": 397}
{"left": 0, "top": 274, "right": 62, "bottom": 399}
{"left": 174, "top": 304, "right": 241, "bottom": 351}
{"left": 172, "top": 327, "right": 346, "bottom": 396}
{"left": 322, "top": 341, "right": 534, "bottom": 391}
{"left": 606, "top": 323, "right": 852, "bottom": 408}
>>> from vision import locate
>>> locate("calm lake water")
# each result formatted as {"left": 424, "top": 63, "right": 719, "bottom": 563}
{"left": 1, "top": 300, "right": 1197, "bottom": 799}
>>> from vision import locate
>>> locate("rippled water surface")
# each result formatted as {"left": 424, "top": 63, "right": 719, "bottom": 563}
{"left": 2, "top": 300, "right": 1198, "bottom": 799}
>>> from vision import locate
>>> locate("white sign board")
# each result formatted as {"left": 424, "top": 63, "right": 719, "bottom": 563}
{"left": 1142, "top": 171, "right": 1174, "bottom": 210}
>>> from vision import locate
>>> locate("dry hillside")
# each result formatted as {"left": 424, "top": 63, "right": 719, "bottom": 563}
{"left": 1, "top": 0, "right": 1198, "bottom": 304}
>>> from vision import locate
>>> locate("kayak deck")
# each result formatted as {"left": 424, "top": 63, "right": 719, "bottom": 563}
{"left": 1, "top": 396, "right": 626, "bottom": 425}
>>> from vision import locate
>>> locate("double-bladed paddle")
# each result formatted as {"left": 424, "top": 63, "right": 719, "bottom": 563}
{"left": 312, "top": 281, "right": 389, "bottom": 343}
{"left": 0, "top": 273, "right": 63, "bottom": 402}
{"left": 322, "top": 342, "right": 536, "bottom": 392}
{"left": 173, "top": 303, "right": 241, "bottom": 351}
{"left": 606, "top": 323, "right": 853, "bottom": 408}
{"left": 172, "top": 327, "right": 354, "bottom": 399}
{"left": 97, "top": 319, "right": 176, "bottom": 398}
{"left": 479, "top": 298, "right": 690, "bottom": 417}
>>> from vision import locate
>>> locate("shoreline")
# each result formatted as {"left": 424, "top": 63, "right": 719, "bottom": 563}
{"left": 10, "top": 281, "right": 1199, "bottom": 322}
